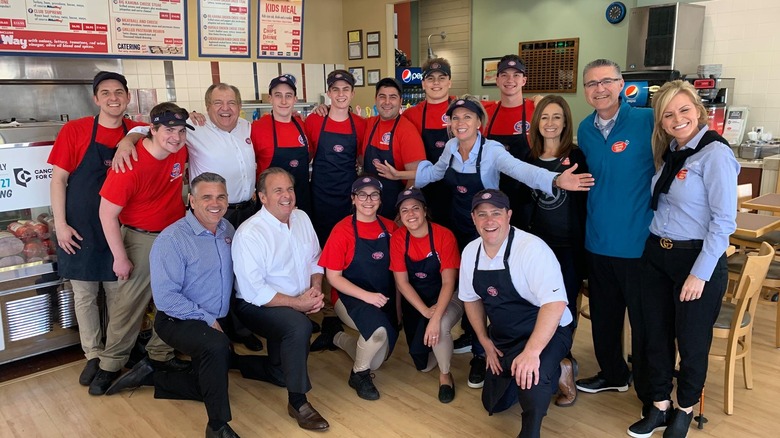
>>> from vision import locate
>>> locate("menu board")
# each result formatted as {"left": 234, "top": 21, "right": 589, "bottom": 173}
{"left": 0, "top": 0, "right": 187, "bottom": 58}
{"left": 198, "top": 0, "right": 250, "bottom": 58}
{"left": 0, "top": 144, "right": 53, "bottom": 212}
{"left": 257, "top": 0, "right": 303, "bottom": 60}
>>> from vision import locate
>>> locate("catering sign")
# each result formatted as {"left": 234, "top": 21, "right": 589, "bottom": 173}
{"left": 198, "top": 0, "right": 250, "bottom": 58}
{"left": 0, "top": 145, "right": 53, "bottom": 212}
{"left": 258, "top": 0, "right": 303, "bottom": 60}
{"left": 0, "top": 0, "right": 187, "bottom": 58}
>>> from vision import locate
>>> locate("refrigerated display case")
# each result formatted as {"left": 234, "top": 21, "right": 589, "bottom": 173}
{"left": 0, "top": 121, "right": 80, "bottom": 365}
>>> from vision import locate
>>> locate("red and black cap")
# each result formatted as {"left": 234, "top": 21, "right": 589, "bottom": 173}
{"left": 497, "top": 57, "right": 526, "bottom": 75}
{"left": 396, "top": 187, "right": 427, "bottom": 208}
{"left": 422, "top": 61, "right": 451, "bottom": 79}
{"left": 327, "top": 69, "right": 356, "bottom": 88}
{"left": 445, "top": 98, "right": 485, "bottom": 119}
{"left": 352, "top": 176, "right": 383, "bottom": 194}
{"left": 151, "top": 111, "right": 195, "bottom": 130}
{"left": 269, "top": 74, "right": 297, "bottom": 93}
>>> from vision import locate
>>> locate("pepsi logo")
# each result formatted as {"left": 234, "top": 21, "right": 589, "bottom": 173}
{"left": 457, "top": 186, "right": 468, "bottom": 194}
{"left": 170, "top": 162, "right": 182, "bottom": 178}
{"left": 381, "top": 132, "right": 391, "bottom": 144}
{"left": 289, "top": 160, "right": 299, "bottom": 168}
{"left": 333, "top": 145, "right": 344, "bottom": 153}
{"left": 611, "top": 141, "right": 628, "bottom": 153}
{"left": 414, "top": 272, "right": 428, "bottom": 279}
{"left": 624, "top": 85, "right": 639, "bottom": 98}
{"left": 435, "top": 140, "right": 445, "bottom": 149}
{"left": 401, "top": 69, "right": 423, "bottom": 83}
{"left": 676, "top": 169, "right": 688, "bottom": 180}
{"left": 245, "top": 138, "right": 251, "bottom": 144}
{"left": 371, "top": 251, "right": 384, "bottom": 260}
{"left": 487, "top": 286, "right": 498, "bottom": 297}
{"left": 298, "top": 135, "right": 304, "bottom": 145}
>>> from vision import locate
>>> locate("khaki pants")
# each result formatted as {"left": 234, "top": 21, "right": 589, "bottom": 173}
{"left": 98, "top": 228, "right": 173, "bottom": 372}
{"left": 70, "top": 279, "right": 119, "bottom": 360}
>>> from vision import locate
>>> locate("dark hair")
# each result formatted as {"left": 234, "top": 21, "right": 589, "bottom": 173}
{"left": 422, "top": 57, "right": 451, "bottom": 74}
{"left": 205, "top": 83, "right": 242, "bottom": 107}
{"left": 257, "top": 167, "right": 295, "bottom": 194}
{"left": 529, "top": 95, "right": 575, "bottom": 160}
{"left": 147, "top": 102, "right": 189, "bottom": 139}
{"left": 190, "top": 172, "right": 226, "bottom": 195}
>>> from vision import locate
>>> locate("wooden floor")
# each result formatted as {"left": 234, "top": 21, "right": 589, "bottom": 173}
{"left": 1, "top": 304, "right": 779, "bottom": 438}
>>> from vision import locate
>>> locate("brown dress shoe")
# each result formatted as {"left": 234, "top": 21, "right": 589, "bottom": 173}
{"left": 287, "top": 402, "right": 329, "bottom": 430}
{"left": 555, "top": 357, "right": 578, "bottom": 407}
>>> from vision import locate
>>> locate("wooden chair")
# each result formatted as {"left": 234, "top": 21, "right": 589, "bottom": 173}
{"left": 728, "top": 245, "right": 780, "bottom": 348}
{"left": 710, "top": 241, "right": 773, "bottom": 415}
{"left": 737, "top": 183, "right": 753, "bottom": 212}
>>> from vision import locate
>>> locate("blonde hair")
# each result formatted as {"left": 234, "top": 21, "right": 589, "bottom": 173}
{"left": 651, "top": 80, "right": 708, "bottom": 169}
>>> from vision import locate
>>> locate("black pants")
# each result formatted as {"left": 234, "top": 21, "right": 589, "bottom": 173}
{"left": 640, "top": 240, "right": 727, "bottom": 408}
{"left": 154, "top": 312, "right": 232, "bottom": 424}
{"left": 586, "top": 252, "right": 651, "bottom": 406}
{"left": 235, "top": 300, "right": 313, "bottom": 394}
{"left": 551, "top": 246, "right": 585, "bottom": 325}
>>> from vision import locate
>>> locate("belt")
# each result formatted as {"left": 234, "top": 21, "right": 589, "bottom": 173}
{"left": 228, "top": 199, "right": 254, "bottom": 210}
{"left": 649, "top": 233, "right": 703, "bottom": 250}
{"left": 124, "top": 225, "right": 162, "bottom": 234}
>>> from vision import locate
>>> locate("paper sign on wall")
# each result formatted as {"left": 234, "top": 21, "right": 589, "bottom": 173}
{"left": 258, "top": 0, "right": 303, "bottom": 60}
{"left": 0, "top": 145, "right": 54, "bottom": 212}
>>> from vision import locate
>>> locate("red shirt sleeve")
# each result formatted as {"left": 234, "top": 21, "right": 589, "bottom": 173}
{"left": 48, "top": 119, "right": 87, "bottom": 173}
{"left": 251, "top": 116, "right": 274, "bottom": 174}
{"left": 389, "top": 227, "right": 408, "bottom": 272}
{"left": 401, "top": 103, "right": 424, "bottom": 134}
{"left": 304, "top": 113, "right": 323, "bottom": 157}
{"left": 434, "top": 223, "right": 461, "bottom": 270}
{"left": 393, "top": 118, "right": 426, "bottom": 170}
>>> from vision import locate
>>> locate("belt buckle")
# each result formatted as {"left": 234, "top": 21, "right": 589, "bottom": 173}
{"left": 659, "top": 237, "right": 673, "bottom": 250}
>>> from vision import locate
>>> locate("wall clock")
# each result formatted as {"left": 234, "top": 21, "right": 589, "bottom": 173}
{"left": 606, "top": 1, "right": 627, "bottom": 24}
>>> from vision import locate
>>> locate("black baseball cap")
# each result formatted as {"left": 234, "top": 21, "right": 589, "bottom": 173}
{"left": 151, "top": 111, "right": 195, "bottom": 130}
{"left": 93, "top": 71, "right": 128, "bottom": 95}
{"left": 497, "top": 57, "right": 526, "bottom": 75}
{"left": 471, "top": 189, "right": 510, "bottom": 211}
{"left": 423, "top": 61, "right": 451, "bottom": 79}
{"left": 375, "top": 77, "right": 403, "bottom": 96}
{"left": 269, "top": 74, "right": 297, "bottom": 93}
{"left": 446, "top": 98, "right": 485, "bottom": 119}
{"left": 327, "top": 69, "right": 356, "bottom": 88}
{"left": 352, "top": 176, "right": 383, "bottom": 193}
{"left": 396, "top": 187, "right": 427, "bottom": 208}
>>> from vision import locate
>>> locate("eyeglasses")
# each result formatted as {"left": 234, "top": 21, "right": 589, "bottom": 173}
{"left": 355, "top": 191, "right": 381, "bottom": 201}
{"left": 583, "top": 78, "right": 621, "bottom": 89}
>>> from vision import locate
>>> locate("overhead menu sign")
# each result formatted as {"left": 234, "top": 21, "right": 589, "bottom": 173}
{"left": 257, "top": 0, "right": 303, "bottom": 60}
{"left": 198, "top": 0, "right": 250, "bottom": 58}
{"left": 0, "top": 0, "right": 187, "bottom": 58}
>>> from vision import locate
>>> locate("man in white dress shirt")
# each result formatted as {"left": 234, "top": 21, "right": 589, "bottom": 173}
{"left": 232, "top": 167, "right": 329, "bottom": 431}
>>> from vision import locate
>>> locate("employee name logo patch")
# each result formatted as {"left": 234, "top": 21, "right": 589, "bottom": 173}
{"left": 435, "top": 140, "right": 445, "bottom": 149}
{"left": 414, "top": 272, "right": 427, "bottom": 279}
{"left": 371, "top": 251, "right": 384, "bottom": 260}
{"left": 487, "top": 286, "right": 498, "bottom": 297}
{"left": 298, "top": 135, "right": 304, "bottom": 146}
{"left": 561, "top": 157, "right": 570, "bottom": 166}
{"left": 381, "top": 132, "right": 391, "bottom": 145}
{"left": 457, "top": 185, "right": 468, "bottom": 194}
{"left": 289, "top": 159, "right": 299, "bottom": 168}
{"left": 611, "top": 140, "right": 629, "bottom": 153}
{"left": 372, "top": 158, "right": 381, "bottom": 166}
{"left": 245, "top": 138, "right": 251, "bottom": 144}
{"left": 170, "top": 163, "right": 182, "bottom": 179}
{"left": 513, "top": 120, "right": 530, "bottom": 134}
{"left": 676, "top": 169, "right": 688, "bottom": 180}
{"left": 441, "top": 114, "right": 449, "bottom": 124}
{"left": 103, "top": 159, "right": 112, "bottom": 167}
{"left": 224, "top": 237, "right": 232, "bottom": 245}
{"left": 333, "top": 144, "right": 344, "bottom": 153}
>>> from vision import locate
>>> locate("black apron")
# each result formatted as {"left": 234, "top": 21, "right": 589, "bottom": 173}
{"left": 401, "top": 224, "right": 442, "bottom": 370}
{"left": 443, "top": 136, "right": 485, "bottom": 250}
{"left": 310, "top": 113, "right": 358, "bottom": 245}
{"left": 269, "top": 114, "right": 311, "bottom": 214}
{"left": 340, "top": 215, "right": 398, "bottom": 355}
{"left": 363, "top": 116, "right": 403, "bottom": 219}
{"left": 420, "top": 100, "right": 453, "bottom": 229}
{"left": 486, "top": 101, "right": 532, "bottom": 228}
{"left": 57, "top": 115, "right": 127, "bottom": 281}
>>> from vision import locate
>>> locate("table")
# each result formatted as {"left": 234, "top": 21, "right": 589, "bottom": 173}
{"left": 734, "top": 212, "right": 780, "bottom": 238}
{"left": 742, "top": 193, "right": 780, "bottom": 213}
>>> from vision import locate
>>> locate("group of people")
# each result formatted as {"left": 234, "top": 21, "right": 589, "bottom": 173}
{"left": 47, "top": 51, "right": 738, "bottom": 438}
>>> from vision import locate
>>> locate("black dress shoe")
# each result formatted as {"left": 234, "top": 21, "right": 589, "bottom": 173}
{"left": 205, "top": 423, "right": 240, "bottom": 438}
{"left": 88, "top": 369, "right": 120, "bottom": 396}
{"left": 438, "top": 383, "right": 455, "bottom": 404}
{"left": 79, "top": 358, "right": 100, "bottom": 386}
{"left": 105, "top": 357, "right": 155, "bottom": 395}
{"left": 150, "top": 357, "right": 192, "bottom": 372}
{"left": 348, "top": 369, "right": 380, "bottom": 400}
{"left": 237, "top": 334, "right": 264, "bottom": 352}
{"left": 575, "top": 373, "right": 629, "bottom": 393}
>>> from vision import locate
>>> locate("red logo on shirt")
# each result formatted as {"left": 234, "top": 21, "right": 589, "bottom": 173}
{"left": 245, "top": 138, "right": 251, "bottom": 144}
{"left": 677, "top": 169, "right": 688, "bottom": 180}
{"left": 289, "top": 160, "right": 299, "bottom": 168}
{"left": 170, "top": 163, "right": 182, "bottom": 180}
{"left": 561, "top": 157, "right": 570, "bottom": 166}
{"left": 103, "top": 159, "right": 112, "bottom": 167}
{"left": 333, "top": 144, "right": 344, "bottom": 153}
{"left": 487, "top": 286, "right": 498, "bottom": 297}
{"left": 415, "top": 272, "right": 428, "bottom": 279}
{"left": 298, "top": 135, "right": 305, "bottom": 145}
{"left": 441, "top": 114, "right": 449, "bottom": 124}
{"left": 371, "top": 251, "right": 384, "bottom": 260}
{"left": 435, "top": 140, "right": 445, "bottom": 148}
{"left": 457, "top": 186, "right": 468, "bottom": 194}
{"left": 381, "top": 132, "right": 391, "bottom": 145}
{"left": 611, "top": 141, "right": 628, "bottom": 153}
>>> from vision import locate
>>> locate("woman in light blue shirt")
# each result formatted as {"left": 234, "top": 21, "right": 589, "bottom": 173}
{"left": 628, "top": 80, "right": 739, "bottom": 438}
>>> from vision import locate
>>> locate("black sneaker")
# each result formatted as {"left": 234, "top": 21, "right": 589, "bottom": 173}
{"left": 453, "top": 333, "right": 472, "bottom": 354}
{"left": 348, "top": 369, "right": 380, "bottom": 400}
{"left": 627, "top": 405, "right": 671, "bottom": 438}
{"left": 79, "top": 358, "right": 100, "bottom": 386}
{"left": 662, "top": 408, "right": 693, "bottom": 438}
{"left": 467, "top": 356, "right": 486, "bottom": 389}
{"left": 575, "top": 373, "right": 629, "bottom": 393}
{"left": 88, "top": 369, "right": 120, "bottom": 396}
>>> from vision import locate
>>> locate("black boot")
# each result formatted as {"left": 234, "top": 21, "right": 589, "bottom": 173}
{"left": 310, "top": 316, "right": 343, "bottom": 352}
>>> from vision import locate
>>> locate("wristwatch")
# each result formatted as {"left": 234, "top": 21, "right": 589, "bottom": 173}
{"left": 552, "top": 173, "right": 561, "bottom": 189}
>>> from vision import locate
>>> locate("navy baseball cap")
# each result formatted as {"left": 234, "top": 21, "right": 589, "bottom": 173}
{"left": 423, "top": 61, "right": 451, "bottom": 79}
{"left": 151, "top": 111, "right": 195, "bottom": 130}
{"left": 497, "top": 57, "right": 526, "bottom": 75}
{"left": 327, "top": 69, "right": 356, "bottom": 88}
{"left": 396, "top": 187, "right": 427, "bottom": 208}
{"left": 352, "top": 176, "right": 383, "bottom": 193}
{"left": 446, "top": 98, "right": 485, "bottom": 119}
{"left": 93, "top": 71, "right": 128, "bottom": 94}
{"left": 471, "top": 189, "right": 510, "bottom": 211}
{"left": 269, "top": 74, "right": 297, "bottom": 93}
